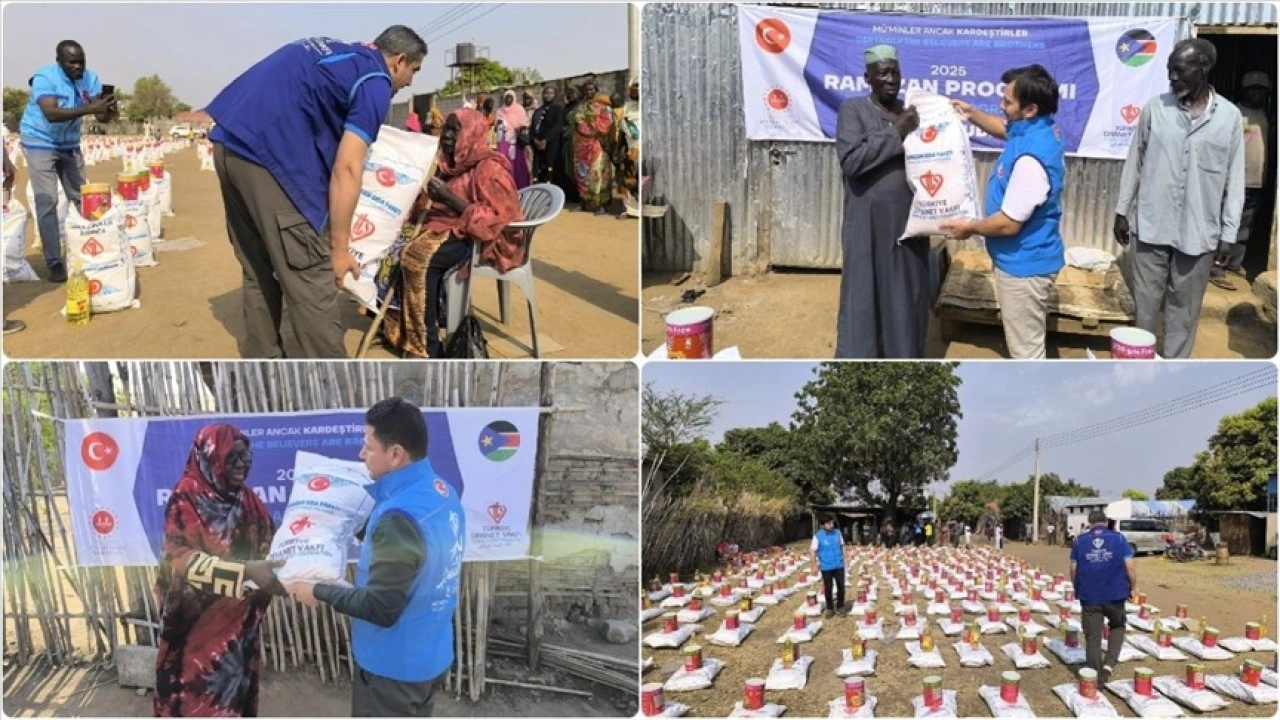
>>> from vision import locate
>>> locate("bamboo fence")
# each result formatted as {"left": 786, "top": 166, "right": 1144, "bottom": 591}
{"left": 1, "top": 361, "right": 637, "bottom": 700}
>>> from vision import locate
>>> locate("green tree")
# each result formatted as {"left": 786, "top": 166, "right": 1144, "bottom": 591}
{"left": 509, "top": 67, "right": 544, "bottom": 85}
{"left": 719, "top": 422, "right": 834, "bottom": 506}
{"left": 642, "top": 384, "right": 722, "bottom": 502}
{"left": 440, "top": 58, "right": 516, "bottom": 96}
{"left": 939, "top": 479, "right": 1003, "bottom": 526}
{"left": 1195, "top": 396, "right": 1278, "bottom": 511}
{"left": 4, "top": 87, "right": 29, "bottom": 131}
{"left": 1121, "top": 488, "right": 1150, "bottom": 501}
{"left": 1155, "top": 466, "right": 1197, "bottom": 500}
{"left": 127, "top": 75, "right": 181, "bottom": 122}
{"left": 174, "top": 102, "right": 192, "bottom": 114}
{"left": 790, "top": 363, "right": 962, "bottom": 522}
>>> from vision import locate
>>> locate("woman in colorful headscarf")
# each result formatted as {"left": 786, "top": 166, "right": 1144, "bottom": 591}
{"left": 496, "top": 89, "right": 531, "bottom": 189}
{"left": 616, "top": 80, "right": 641, "bottom": 215}
{"left": 380, "top": 109, "right": 523, "bottom": 357}
{"left": 154, "top": 424, "right": 283, "bottom": 717}
{"left": 426, "top": 106, "right": 446, "bottom": 138}
{"left": 572, "top": 91, "right": 616, "bottom": 214}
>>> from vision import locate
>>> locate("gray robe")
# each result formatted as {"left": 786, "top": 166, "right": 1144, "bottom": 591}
{"left": 835, "top": 95, "right": 932, "bottom": 358}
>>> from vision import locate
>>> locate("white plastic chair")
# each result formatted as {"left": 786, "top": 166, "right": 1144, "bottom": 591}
{"left": 445, "top": 183, "right": 565, "bottom": 358}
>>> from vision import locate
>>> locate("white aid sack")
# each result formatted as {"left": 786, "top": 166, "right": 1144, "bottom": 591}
{"left": 980, "top": 619, "right": 1009, "bottom": 635}
{"left": 1221, "top": 636, "right": 1279, "bottom": 653}
{"left": 938, "top": 620, "right": 965, "bottom": 636}
{"left": 895, "top": 623, "right": 923, "bottom": 641}
{"left": 656, "top": 700, "right": 690, "bottom": 717}
{"left": 268, "top": 452, "right": 375, "bottom": 582}
{"left": 642, "top": 657, "right": 653, "bottom": 671}
{"left": 142, "top": 185, "right": 163, "bottom": 240}
{"left": 834, "top": 649, "right": 878, "bottom": 677}
{"left": 675, "top": 607, "right": 714, "bottom": 624}
{"left": 977, "top": 685, "right": 1037, "bottom": 718}
{"left": 827, "top": 696, "right": 878, "bottom": 718}
{"left": 200, "top": 144, "right": 215, "bottom": 171}
{"left": 953, "top": 642, "right": 995, "bottom": 667}
{"left": 848, "top": 602, "right": 875, "bottom": 615}
{"left": 660, "top": 595, "right": 691, "bottom": 609}
{"left": 1051, "top": 683, "right": 1121, "bottom": 717}
{"left": 1027, "top": 601, "right": 1051, "bottom": 614}
{"left": 154, "top": 172, "right": 174, "bottom": 216}
{"left": 1152, "top": 676, "right": 1230, "bottom": 712}
{"left": 1008, "top": 619, "right": 1047, "bottom": 636}
{"left": 777, "top": 621, "right": 822, "bottom": 644}
{"left": 755, "top": 593, "right": 783, "bottom": 606}
{"left": 1127, "top": 615, "right": 1162, "bottom": 633}
{"left": 855, "top": 620, "right": 885, "bottom": 641}
{"left": 911, "top": 689, "right": 959, "bottom": 718}
{"left": 926, "top": 603, "right": 950, "bottom": 616}
{"left": 643, "top": 625, "right": 698, "bottom": 649}
{"left": 894, "top": 602, "right": 920, "bottom": 616}
{"left": 343, "top": 127, "right": 439, "bottom": 310}
{"left": 1043, "top": 639, "right": 1086, "bottom": 664}
{"left": 1264, "top": 667, "right": 1279, "bottom": 687}
{"left": 2, "top": 195, "right": 38, "bottom": 283}
{"left": 1104, "top": 680, "right": 1186, "bottom": 718}
{"left": 905, "top": 642, "right": 946, "bottom": 669}
{"left": 641, "top": 607, "right": 665, "bottom": 623}
{"left": 729, "top": 702, "right": 785, "bottom": 718}
{"left": 1205, "top": 675, "right": 1278, "bottom": 704}
{"left": 711, "top": 591, "right": 743, "bottom": 608}
{"left": 1171, "top": 636, "right": 1233, "bottom": 661}
{"left": 801, "top": 600, "right": 827, "bottom": 618}
{"left": 739, "top": 607, "right": 766, "bottom": 624}
{"left": 1001, "top": 644, "right": 1052, "bottom": 669}
{"left": 25, "top": 178, "right": 68, "bottom": 250}
{"left": 1127, "top": 635, "right": 1187, "bottom": 662}
{"left": 663, "top": 658, "right": 725, "bottom": 692}
{"left": 119, "top": 200, "right": 156, "bottom": 267}
{"left": 962, "top": 601, "right": 986, "bottom": 615}
{"left": 764, "top": 656, "right": 813, "bottom": 691}
{"left": 1102, "top": 639, "right": 1149, "bottom": 663}
{"left": 647, "top": 586, "right": 671, "bottom": 602}
{"left": 706, "top": 622, "right": 754, "bottom": 647}
{"left": 65, "top": 206, "right": 139, "bottom": 313}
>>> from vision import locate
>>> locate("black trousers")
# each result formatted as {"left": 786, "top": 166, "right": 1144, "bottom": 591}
{"left": 1082, "top": 602, "right": 1127, "bottom": 674}
{"left": 352, "top": 666, "right": 442, "bottom": 717}
{"left": 821, "top": 568, "right": 846, "bottom": 611}
{"left": 425, "top": 236, "right": 471, "bottom": 354}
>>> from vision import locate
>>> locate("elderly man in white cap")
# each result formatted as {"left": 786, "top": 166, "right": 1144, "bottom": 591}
{"left": 1210, "top": 70, "right": 1270, "bottom": 290}
{"left": 834, "top": 44, "right": 930, "bottom": 359}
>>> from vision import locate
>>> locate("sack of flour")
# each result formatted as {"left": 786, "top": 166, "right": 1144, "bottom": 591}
{"left": 2, "top": 194, "right": 38, "bottom": 283}
{"left": 65, "top": 205, "right": 140, "bottom": 313}
{"left": 343, "top": 127, "right": 439, "bottom": 310}
{"left": 900, "top": 88, "right": 981, "bottom": 240}
{"left": 119, "top": 199, "right": 157, "bottom": 267}
{"left": 268, "top": 451, "right": 375, "bottom": 582}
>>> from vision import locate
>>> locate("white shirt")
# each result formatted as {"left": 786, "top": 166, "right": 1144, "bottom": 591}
{"left": 1000, "top": 156, "right": 1051, "bottom": 222}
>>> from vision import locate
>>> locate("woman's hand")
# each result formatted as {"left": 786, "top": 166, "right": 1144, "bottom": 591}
{"left": 428, "top": 177, "right": 468, "bottom": 214}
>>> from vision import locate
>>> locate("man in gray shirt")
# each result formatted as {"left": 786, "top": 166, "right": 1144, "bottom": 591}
{"left": 1113, "top": 38, "right": 1245, "bottom": 358}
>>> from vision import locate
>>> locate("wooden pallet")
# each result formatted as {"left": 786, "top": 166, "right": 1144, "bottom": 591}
{"left": 935, "top": 303, "right": 1130, "bottom": 342}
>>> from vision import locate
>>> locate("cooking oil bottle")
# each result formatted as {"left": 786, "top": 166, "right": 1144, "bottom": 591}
{"left": 66, "top": 263, "right": 90, "bottom": 326}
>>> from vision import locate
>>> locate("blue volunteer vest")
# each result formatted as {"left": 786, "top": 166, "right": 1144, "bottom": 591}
{"left": 352, "top": 459, "right": 464, "bottom": 682}
{"left": 815, "top": 528, "right": 844, "bottom": 571}
{"left": 1071, "top": 525, "right": 1132, "bottom": 605}
{"left": 206, "top": 38, "right": 391, "bottom": 233}
{"left": 983, "top": 115, "right": 1066, "bottom": 278}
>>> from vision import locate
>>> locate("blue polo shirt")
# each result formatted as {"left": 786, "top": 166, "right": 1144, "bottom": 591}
{"left": 206, "top": 37, "right": 393, "bottom": 233}
{"left": 1070, "top": 524, "right": 1133, "bottom": 605}
{"left": 20, "top": 64, "right": 103, "bottom": 151}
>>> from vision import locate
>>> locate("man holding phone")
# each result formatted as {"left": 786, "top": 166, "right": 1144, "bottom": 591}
{"left": 19, "top": 39, "right": 117, "bottom": 283}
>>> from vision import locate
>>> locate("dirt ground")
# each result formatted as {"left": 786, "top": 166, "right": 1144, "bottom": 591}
{"left": 642, "top": 270, "right": 1277, "bottom": 359}
{"left": 642, "top": 540, "right": 1278, "bottom": 717}
{"left": 4, "top": 147, "right": 639, "bottom": 359}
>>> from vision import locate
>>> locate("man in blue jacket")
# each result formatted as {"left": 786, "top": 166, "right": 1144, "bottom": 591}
{"left": 1070, "top": 510, "right": 1138, "bottom": 684}
{"left": 288, "top": 397, "right": 465, "bottom": 716}
{"left": 943, "top": 65, "right": 1067, "bottom": 359}
{"left": 206, "top": 27, "right": 425, "bottom": 359}
{"left": 810, "top": 514, "right": 846, "bottom": 617}
{"left": 20, "top": 40, "right": 117, "bottom": 282}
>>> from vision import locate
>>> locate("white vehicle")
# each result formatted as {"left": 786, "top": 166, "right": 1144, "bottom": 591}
{"left": 169, "top": 124, "right": 193, "bottom": 139}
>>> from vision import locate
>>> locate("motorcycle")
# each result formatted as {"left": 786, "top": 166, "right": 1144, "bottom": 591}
{"left": 1164, "top": 534, "right": 1203, "bottom": 562}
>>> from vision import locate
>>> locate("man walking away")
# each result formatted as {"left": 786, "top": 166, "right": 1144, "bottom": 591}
{"left": 1071, "top": 510, "right": 1138, "bottom": 684}
{"left": 287, "top": 398, "right": 465, "bottom": 716}
{"left": 1114, "top": 38, "right": 1245, "bottom": 358}
{"left": 20, "top": 40, "right": 117, "bottom": 282}
{"left": 206, "top": 27, "right": 425, "bottom": 358}
{"left": 811, "top": 514, "right": 846, "bottom": 617}
{"left": 1211, "top": 71, "right": 1270, "bottom": 290}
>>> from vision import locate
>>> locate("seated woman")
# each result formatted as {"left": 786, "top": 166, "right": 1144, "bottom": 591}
{"left": 380, "top": 109, "right": 524, "bottom": 357}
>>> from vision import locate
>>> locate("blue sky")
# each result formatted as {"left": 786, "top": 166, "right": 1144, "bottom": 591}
{"left": 643, "top": 362, "right": 1278, "bottom": 499}
{"left": 2, "top": 3, "right": 628, "bottom": 107}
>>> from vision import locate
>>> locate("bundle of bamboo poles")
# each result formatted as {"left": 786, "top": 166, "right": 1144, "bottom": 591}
{"left": 485, "top": 634, "right": 638, "bottom": 694}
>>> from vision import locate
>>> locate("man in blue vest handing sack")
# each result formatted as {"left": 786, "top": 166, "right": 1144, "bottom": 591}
{"left": 287, "top": 398, "right": 465, "bottom": 716}
{"left": 942, "top": 65, "right": 1067, "bottom": 359}
{"left": 810, "top": 514, "right": 846, "bottom": 618}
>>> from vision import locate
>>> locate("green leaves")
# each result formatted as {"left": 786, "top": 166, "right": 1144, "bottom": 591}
{"left": 3, "top": 87, "right": 29, "bottom": 132}
{"left": 1153, "top": 397, "right": 1276, "bottom": 512}
{"left": 440, "top": 58, "right": 519, "bottom": 97}
{"left": 127, "top": 75, "right": 182, "bottom": 122}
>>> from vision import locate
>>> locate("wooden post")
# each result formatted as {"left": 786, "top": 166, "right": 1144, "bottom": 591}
{"left": 527, "top": 364, "right": 555, "bottom": 672}
{"left": 706, "top": 201, "right": 727, "bottom": 286}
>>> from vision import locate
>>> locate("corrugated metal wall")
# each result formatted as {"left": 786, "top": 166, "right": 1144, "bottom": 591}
{"left": 642, "top": 2, "right": 1269, "bottom": 272}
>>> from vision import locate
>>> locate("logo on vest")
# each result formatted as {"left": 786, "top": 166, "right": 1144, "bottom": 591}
{"left": 81, "top": 432, "right": 120, "bottom": 471}
{"left": 920, "top": 171, "right": 944, "bottom": 198}
{"left": 351, "top": 214, "right": 376, "bottom": 242}
{"left": 755, "top": 18, "right": 791, "bottom": 54}
{"left": 91, "top": 509, "right": 116, "bottom": 536}
{"left": 290, "top": 516, "right": 314, "bottom": 535}
{"left": 765, "top": 88, "right": 790, "bottom": 112}
{"left": 1093, "top": 537, "right": 1105, "bottom": 549}
{"left": 434, "top": 479, "right": 451, "bottom": 497}
{"left": 1120, "top": 104, "right": 1141, "bottom": 124}
{"left": 487, "top": 502, "right": 507, "bottom": 524}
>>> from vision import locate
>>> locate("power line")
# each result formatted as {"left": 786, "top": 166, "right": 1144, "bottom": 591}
{"left": 414, "top": 5, "right": 476, "bottom": 40}
{"left": 972, "top": 443, "right": 1035, "bottom": 483}
{"left": 424, "top": 4, "right": 507, "bottom": 46}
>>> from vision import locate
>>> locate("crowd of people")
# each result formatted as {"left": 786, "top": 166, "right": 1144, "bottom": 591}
{"left": 409, "top": 77, "right": 640, "bottom": 217}
{"left": 836, "top": 39, "right": 1263, "bottom": 360}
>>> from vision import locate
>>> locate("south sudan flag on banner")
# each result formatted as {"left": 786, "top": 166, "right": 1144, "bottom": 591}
{"left": 1116, "top": 29, "right": 1158, "bottom": 67}
{"left": 479, "top": 420, "right": 520, "bottom": 462}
